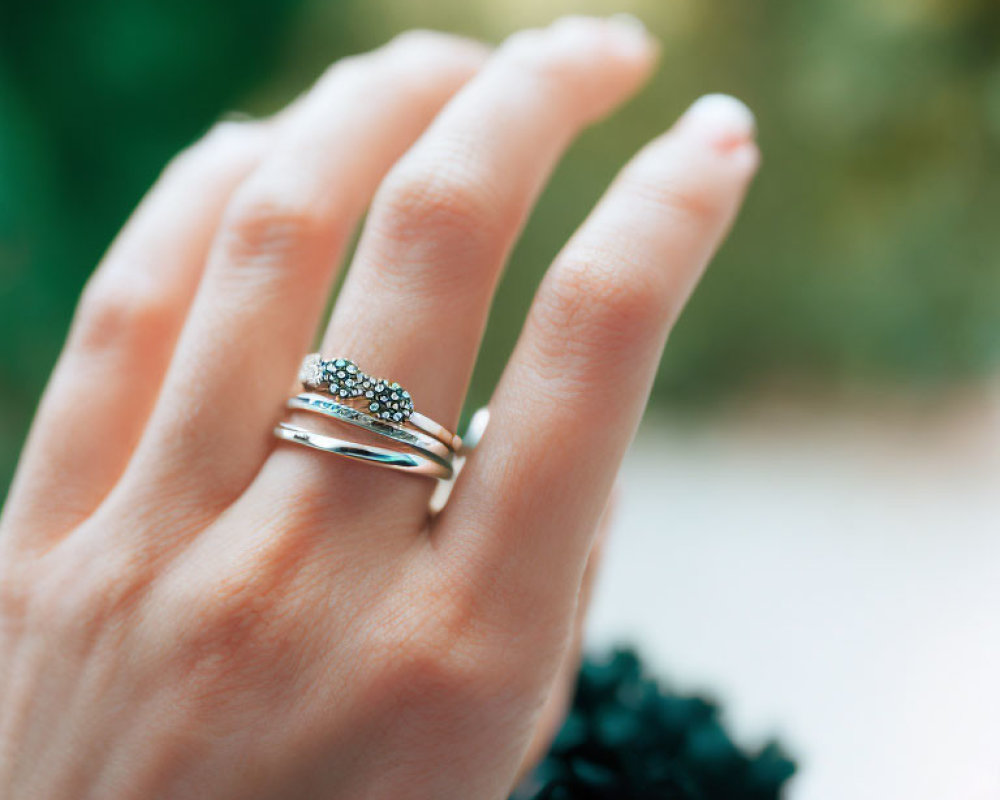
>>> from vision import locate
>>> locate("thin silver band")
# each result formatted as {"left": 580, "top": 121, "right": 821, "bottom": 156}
{"left": 288, "top": 393, "right": 454, "bottom": 467}
{"left": 274, "top": 422, "right": 453, "bottom": 480}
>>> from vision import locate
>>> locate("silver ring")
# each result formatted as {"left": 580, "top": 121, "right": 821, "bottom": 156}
{"left": 298, "top": 354, "right": 461, "bottom": 451}
{"left": 275, "top": 354, "right": 462, "bottom": 481}
{"left": 274, "top": 422, "right": 453, "bottom": 480}
{"left": 288, "top": 393, "right": 453, "bottom": 468}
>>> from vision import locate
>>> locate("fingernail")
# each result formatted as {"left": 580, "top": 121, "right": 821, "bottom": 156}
{"left": 680, "top": 93, "right": 757, "bottom": 151}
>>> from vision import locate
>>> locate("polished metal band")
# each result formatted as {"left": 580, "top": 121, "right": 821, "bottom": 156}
{"left": 274, "top": 422, "right": 453, "bottom": 480}
{"left": 277, "top": 354, "right": 466, "bottom": 481}
{"left": 288, "top": 393, "right": 453, "bottom": 468}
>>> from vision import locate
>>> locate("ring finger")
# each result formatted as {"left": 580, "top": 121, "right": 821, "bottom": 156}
{"left": 282, "top": 15, "right": 657, "bottom": 515}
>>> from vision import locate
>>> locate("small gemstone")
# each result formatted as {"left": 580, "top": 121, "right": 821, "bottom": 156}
{"left": 369, "top": 402, "right": 379, "bottom": 412}
{"left": 334, "top": 359, "right": 346, "bottom": 367}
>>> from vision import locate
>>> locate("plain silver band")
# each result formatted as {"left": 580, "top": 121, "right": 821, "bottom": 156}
{"left": 274, "top": 422, "right": 453, "bottom": 480}
{"left": 288, "top": 393, "right": 453, "bottom": 467}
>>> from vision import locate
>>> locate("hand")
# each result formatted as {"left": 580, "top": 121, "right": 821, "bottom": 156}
{"left": 0, "top": 17, "right": 757, "bottom": 800}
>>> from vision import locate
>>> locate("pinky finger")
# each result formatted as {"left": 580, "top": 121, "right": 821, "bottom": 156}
{"left": 2, "top": 123, "right": 269, "bottom": 546}
{"left": 443, "top": 94, "right": 759, "bottom": 629}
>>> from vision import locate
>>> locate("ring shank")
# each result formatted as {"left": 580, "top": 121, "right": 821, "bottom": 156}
{"left": 274, "top": 423, "right": 453, "bottom": 479}
{"left": 289, "top": 393, "right": 454, "bottom": 467}
{"left": 282, "top": 354, "right": 463, "bottom": 480}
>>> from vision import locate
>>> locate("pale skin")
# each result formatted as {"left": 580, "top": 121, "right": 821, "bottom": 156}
{"left": 0, "top": 16, "right": 758, "bottom": 800}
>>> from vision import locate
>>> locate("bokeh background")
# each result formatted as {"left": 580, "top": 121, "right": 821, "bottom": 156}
{"left": 2, "top": 1, "right": 999, "bottom": 798}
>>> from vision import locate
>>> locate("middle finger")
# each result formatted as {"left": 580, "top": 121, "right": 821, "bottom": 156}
{"left": 106, "top": 32, "right": 488, "bottom": 530}
{"left": 296, "top": 16, "right": 656, "bottom": 512}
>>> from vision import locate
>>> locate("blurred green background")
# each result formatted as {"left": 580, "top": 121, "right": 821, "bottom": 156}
{"left": 2, "top": 0, "right": 999, "bottom": 494}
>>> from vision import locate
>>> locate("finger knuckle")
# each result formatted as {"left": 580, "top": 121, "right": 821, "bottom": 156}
{"left": 628, "top": 168, "right": 728, "bottom": 230}
{"left": 26, "top": 547, "right": 151, "bottom": 647}
{"left": 178, "top": 596, "right": 273, "bottom": 676}
{"left": 395, "top": 635, "right": 487, "bottom": 706}
{"left": 533, "top": 249, "right": 664, "bottom": 363}
{"left": 73, "top": 276, "right": 176, "bottom": 356}
{"left": 380, "top": 604, "right": 503, "bottom": 710}
{"left": 161, "top": 581, "right": 303, "bottom": 714}
{"left": 220, "top": 187, "right": 334, "bottom": 266}
{"left": 376, "top": 162, "right": 504, "bottom": 258}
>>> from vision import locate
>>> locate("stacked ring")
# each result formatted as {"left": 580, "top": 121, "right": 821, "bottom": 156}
{"left": 287, "top": 393, "right": 453, "bottom": 467}
{"left": 273, "top": 354, "right": 462, "bottom": 480}
{"left": 274, "top": 423, "right": 454, "bottom": 479}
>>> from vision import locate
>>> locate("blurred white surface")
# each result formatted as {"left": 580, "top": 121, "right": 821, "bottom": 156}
{"left": 586, "top": 390, "right": 1000, "bottom": 800}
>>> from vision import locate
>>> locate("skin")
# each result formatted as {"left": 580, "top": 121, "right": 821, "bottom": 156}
{"left": 0, "top": 16, "right": 758, "bottom": 800}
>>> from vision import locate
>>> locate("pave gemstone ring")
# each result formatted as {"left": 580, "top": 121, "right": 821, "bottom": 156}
{"left": 296, "top": 354, "right": 460, "bottom": 450}
{"left": 274, "top": 354, "right": 462, "bottom": 480}
{"left": 299, "top": 355, "right": 413, "bottom": 422}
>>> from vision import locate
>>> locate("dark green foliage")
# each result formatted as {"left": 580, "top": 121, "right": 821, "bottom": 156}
{"left": 0, "top": 0, "right": 307, "bottom": 491}
{"left": 515, "top": 650, "right": 795, "bottom": 800}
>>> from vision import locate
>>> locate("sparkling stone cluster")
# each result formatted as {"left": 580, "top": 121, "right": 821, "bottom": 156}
{"left": 299, "top": 354, "right": 413, "bottom": 423}
{"left": 361, "top": 377, "right": 413, "bottom": 423}
{"left": 322, "top": 358, "right": 363, "bottom": 399}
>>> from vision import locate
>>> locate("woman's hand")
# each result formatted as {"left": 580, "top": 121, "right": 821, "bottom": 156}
{"left": 0, "top": 17, "right": 757, "bottom": 800}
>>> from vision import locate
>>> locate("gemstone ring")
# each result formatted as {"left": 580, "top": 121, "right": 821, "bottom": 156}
{"left": 273, "top": 354, "right": 463, "bottom": 480}
{"left": 297, "top": 354, "right": 461, "bottom": 451}
{"left": 287, "top": 393, "right": 454, "bottom": 467}
{"left": 274, "top": 422, "right": 454, "bottom": 479}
